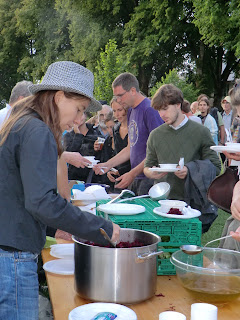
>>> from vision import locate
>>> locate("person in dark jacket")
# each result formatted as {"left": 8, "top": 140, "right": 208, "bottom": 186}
{"left": 63, "top": 112, "right": 102, "bottom": 182}
{"left": 0, "top": 61, "right": 120, "bottom": 319}
{"left": 94, "top": 112, "right": 116, "bottom": 189}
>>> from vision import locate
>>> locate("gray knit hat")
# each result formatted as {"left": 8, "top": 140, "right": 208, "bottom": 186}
{"left": 28, "top": 61, "right": 101, "bottom": 112}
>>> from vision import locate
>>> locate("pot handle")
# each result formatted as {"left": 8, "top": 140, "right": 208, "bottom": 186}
{"left": 136, "top": 250, "right": 164, "bottom": 263}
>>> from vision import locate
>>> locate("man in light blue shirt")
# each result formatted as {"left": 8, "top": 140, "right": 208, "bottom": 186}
{"left": 221, "top": 96, "right": 234, "bottom": 131}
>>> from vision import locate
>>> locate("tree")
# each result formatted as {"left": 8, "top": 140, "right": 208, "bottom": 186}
{"left": 190, "top": 0, "right": 240, "bottom": 106}
{"left": 93, "top": 39, "right": 132, "bottom": 103}
{"left": 150, "top": 69, "right": 199, "bottom": 103}
{"left": 122, "top": 1, "right": 191, "bottom": 94}
{"left": 0, "top": 0, "right": 30, "bottom": 107}
{"left": 0, "top": 0, "right": 240, "bottom": 108}
{"left": 56, "top": 0, "right": 135, "bottom": 71}
{"left": 15, "top": 0, "right": 72, "bottom": 80}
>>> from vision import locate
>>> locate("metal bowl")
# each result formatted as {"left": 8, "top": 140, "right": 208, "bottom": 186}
{"left": 170, "top": 248, "right": 240, "bottom": 303}
{"left": 148, "top": 182, "right": 170, "bottom": 201}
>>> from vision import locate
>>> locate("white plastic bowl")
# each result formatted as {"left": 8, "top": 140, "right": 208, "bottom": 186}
{"left": 159, "top": 163, "right": 178, "bottom": 169}
{"left": 84, "top": 156, "right": 96, "bottom": 162}
{"left": 158, "top": 200, "right": 187, "bottom": 213}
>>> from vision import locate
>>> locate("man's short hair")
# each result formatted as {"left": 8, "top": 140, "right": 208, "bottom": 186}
{"left": 182, "top": 100, "right": 191, "bottom": 113}
{"left": 112, "top": 72, "right": 140, "bottom": 92}
{"left": 9, "top": 80, "right": 33, "bottom": 105}
{"left": 151, "top": 84, "right": 184, "bottom": 110}
{"left": 104, "top": 111, "right": 114, "bottom": 124}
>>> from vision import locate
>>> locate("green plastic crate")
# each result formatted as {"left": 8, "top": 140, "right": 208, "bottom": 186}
{"left": 96, "top": 198, "right": 202, "bottom": 275}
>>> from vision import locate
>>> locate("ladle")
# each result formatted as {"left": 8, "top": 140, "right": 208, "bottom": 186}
{"left": 99, "top": 228, "right": 117, "bottom": 248}
{"left": 118, "top": 182, "right": 170, "bottom": 202}
{"left": 180, "top": 235, "right": 232, "bottom": 255}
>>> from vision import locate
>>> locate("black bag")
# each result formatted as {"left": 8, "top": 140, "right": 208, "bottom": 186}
{"left": 207, "top": 166, "right": 239, "bottom": 213}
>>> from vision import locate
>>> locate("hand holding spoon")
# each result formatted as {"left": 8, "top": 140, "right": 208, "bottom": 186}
{"left": 100, "top": 228, "right": 117, "bottom": 248}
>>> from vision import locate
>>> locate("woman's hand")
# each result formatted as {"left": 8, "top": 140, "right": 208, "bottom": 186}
{"left": 107, "top": 170, "right": 120, "bottom": 182}
{"left": 223, "top": 151, "right": 240, "bottom": 161}
{"left": 62, "top": 151, "right": 91, "bottom": 168}
{"left": 114, "top": 171, "right": 136, "bottom": 189}
{"left": 93, "top": 162, "right": 110, "bottom": 175}
{"left": 111, "top": 222, "right": 121, "bottom": 243}
{"left": 73, "top": 124, "right": 80, "bottom": 134}
{"left": 231, "top": 181, "right": 240, "bottom": 221}
{"left": 94, "top": 140, "right": 101, "bottom": 151}
{"left": 230, "top": 226, "right": 240, "bottom": 242}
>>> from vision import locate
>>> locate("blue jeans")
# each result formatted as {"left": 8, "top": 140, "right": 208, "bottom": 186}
{"left": 0, "top": 248, "right": 39, "bottom": 320}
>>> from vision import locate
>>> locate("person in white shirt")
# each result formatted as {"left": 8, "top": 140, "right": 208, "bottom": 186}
{"left": 0, "top": 80, "right": 33, "bottom": 128}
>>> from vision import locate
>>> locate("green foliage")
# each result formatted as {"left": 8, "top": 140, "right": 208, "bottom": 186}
{"left": 0, "top": 0, "right": 30, "bottom": 103}
{"left": 0, "top": 0, "right": 239, "bottom": 106}
{"left": 150, "top": 69, "right": 199, "bottom": 103}
{"left": 93, "top": 39, "right": 132, "bottom": 103}
{"left": 202, "top": 209, "right": 229, "bottom": 246}
{"left": 15, "top": 0, "right": 72, "bottom": 80}
{"left": 191, "top": 0, "right": 238, "bottom": 50}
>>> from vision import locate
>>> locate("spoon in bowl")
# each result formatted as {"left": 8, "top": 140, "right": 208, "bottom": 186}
{"left": 180, "top": 234, "right": 232, "bottom": 255}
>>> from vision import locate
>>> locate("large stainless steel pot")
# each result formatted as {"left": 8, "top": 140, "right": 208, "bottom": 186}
{"left": 73, "top": 228, "right": 163, "bottom": 304}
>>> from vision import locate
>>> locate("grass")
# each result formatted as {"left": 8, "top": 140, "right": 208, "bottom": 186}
{"left": 201, "top": 209, "right": 230, "bottom": 247}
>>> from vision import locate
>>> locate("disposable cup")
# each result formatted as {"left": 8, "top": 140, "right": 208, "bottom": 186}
{"left": 159, "top": 311, "right": 186, "bottom": 320}
{"left": 191, "top": 303, "right": 218, "bottom": 320}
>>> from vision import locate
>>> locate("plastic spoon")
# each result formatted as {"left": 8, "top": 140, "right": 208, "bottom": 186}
{"left": 107, "top": 189, "right": 135, "bottom": 205}
{"left": 100, "top": 189, "right": 135, "bottom": 219}
{"left": 99, "top": 228, "right": 117, "bottom": 248}
{"left": 180, "top": 235, "right": 232, "bottom": 255}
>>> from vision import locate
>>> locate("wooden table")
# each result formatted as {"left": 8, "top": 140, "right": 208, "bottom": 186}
{"left": 42, "top": 243, "right": 240, "bottom": 320}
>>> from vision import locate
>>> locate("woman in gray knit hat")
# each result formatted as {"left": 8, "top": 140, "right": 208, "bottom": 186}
{"left": 0, "top": 61, "right": 120, "bottom": 320}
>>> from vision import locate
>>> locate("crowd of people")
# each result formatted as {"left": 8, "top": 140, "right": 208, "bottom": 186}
{"left": 0, "top": 59, "right": 240, "bottom": 318}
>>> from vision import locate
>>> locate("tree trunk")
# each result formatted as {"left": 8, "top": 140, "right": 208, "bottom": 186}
{"left": 137, "top": 65, "right": 151, "bottom": 96}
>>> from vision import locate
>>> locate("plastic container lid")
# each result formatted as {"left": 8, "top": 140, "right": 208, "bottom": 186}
{"left": 68, "top": 303, "right": 137, "bottom": 320}
{"left": 50, "top": 243, "right": 74, "bottom": 259}
{"left": 43, "top": 259, "right": 74, "bottom": 275}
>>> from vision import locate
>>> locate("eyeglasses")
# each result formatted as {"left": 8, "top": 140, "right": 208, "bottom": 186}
{"left": 113, "top": 90, "right": 128, "bottom": 100}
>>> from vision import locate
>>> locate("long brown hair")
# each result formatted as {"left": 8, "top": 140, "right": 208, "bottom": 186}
{"left": 0, "top": 90, "right": 86, "bottom": 155}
